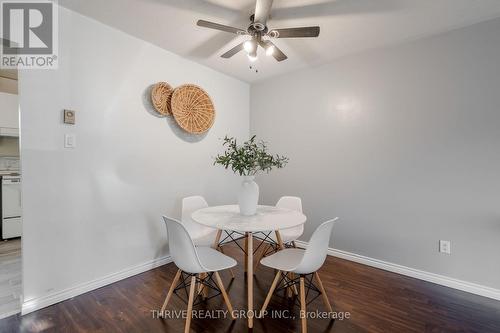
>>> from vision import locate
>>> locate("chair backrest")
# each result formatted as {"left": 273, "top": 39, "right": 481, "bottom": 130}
{"left": 181, "top": 196, "right": 212, "bottom": 238}
{"left": 294, "top": 218, "right": 339, "bottom": 274}
{"left": 276, "top": 196, "right": 303, "bottom": 212}
{"left": 162, "top": 216, "right": 205, "bottom": 274}
{"left": 276, "top": 196, "right": 304, "bottom": 237}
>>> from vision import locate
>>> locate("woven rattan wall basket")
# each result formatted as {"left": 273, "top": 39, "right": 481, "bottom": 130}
{"left": 171, "top": 84, "right": 215, "bottom": 134}
{"left": 151, "top": 82, "right": 174, "bottom": 116}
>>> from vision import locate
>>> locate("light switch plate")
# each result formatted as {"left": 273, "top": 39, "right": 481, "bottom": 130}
{"left": 64, "top": 134, "right": 76, "bottom": 148}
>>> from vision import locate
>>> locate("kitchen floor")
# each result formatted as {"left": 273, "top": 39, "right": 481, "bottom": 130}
{"left": 0, "top": 239, "right": 21, "bottom": 319}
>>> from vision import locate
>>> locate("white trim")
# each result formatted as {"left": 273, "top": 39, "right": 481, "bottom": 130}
{"left": 294, "top": 240, "right": 500, "bottom": 301}
{"left": 21, "top": 255, "right": 172, "bottom": 315}
{"left": 0, "top": 309, "right": 21, "bottom": 320}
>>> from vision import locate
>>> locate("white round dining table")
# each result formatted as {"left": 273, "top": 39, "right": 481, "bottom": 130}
{"left": 192, "top": 205, "right": 306, "bottom": 329}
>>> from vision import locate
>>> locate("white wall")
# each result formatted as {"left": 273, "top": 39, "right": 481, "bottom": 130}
{"left": 18, "top": 7, "right": 249, "bottom": 309}
{"left": 251, "top": 18, "right": 500, "bottom": 290}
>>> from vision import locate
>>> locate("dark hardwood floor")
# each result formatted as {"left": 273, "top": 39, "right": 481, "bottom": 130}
{"left": 1, "top": 243, "right": 499, "bottom": 333}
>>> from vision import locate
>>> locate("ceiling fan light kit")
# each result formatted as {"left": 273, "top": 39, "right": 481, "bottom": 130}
{"left": 196, "top": 0, "right": 320, "bottom": 64}
{"left": 264, "top": 43, "right": 275, "bottom": 56}
{"left": 244, "top": 40, "right": 257, "bottom": 53}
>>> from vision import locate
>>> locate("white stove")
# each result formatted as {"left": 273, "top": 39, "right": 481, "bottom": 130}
{"left": 1, "top": 174, "right": 21, "bottom": 239}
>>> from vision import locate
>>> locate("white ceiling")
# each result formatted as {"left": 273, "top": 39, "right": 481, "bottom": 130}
{"left": 59, "top": 0, "right": 500, "bottom": 83}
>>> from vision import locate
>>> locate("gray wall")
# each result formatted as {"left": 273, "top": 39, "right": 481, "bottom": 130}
{"left": 251, "top": 18, "right": 500, "bottom": 289}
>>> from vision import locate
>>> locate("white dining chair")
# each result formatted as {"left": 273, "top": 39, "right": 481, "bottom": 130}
{"left": 161, "top": 216, "right": 237, "bottom": 333}
{"left": 182, "top": 196, "right": 235, "bottom": 278}
{"left": 254, "top": 196, "right": 304, "bottom": 271}
{"left": 274, "top": 196, "right": 304, "bottom": 245}
{"left": 260, "top": 218, "right": 339, "bottom": 333}
{"left": 181, "top": 196, "right": 217, "bottom": 247}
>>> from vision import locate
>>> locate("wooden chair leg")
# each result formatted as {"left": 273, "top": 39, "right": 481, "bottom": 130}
{"left": 314, "top": 272, "right": 333, "bottom": 313}
{"left": 214, "top": 272, "right": 236, "bottom": 319}
{"left": 287, "top": 272, "right": 293, "bottom": 298}
{"left": 291, "top": 272, "right": 299, "bottom": 296}
{"left": 260, "top": 270, "right": 281, "bottom": 314}
{"left": 197, "top": 274, "right": 203, "bottom": 295}
{"left": 203, "top": 273, "right": 209, "bottom": 298}
{"left": 161, "top": 269, "right": 182, "bottom": 313}
{"left": 275, "top": 231, "right": 284, "bottom": 249}
{"left": 197, "top": 273, "right": 208, "bottom": 299}
{"left": 185, "top": 276, "right": 196, "bottom": 333}
{"left": 212, "top": 230, "right": 222, "bottom": 249}
{"left": 218, "top": 246, "right": 235, "bottom": 279}
{"left": 253, "top": 242, "right": 269, "bottom": 272}
{"left": 300, "top": 276, "right": 307, "bottom": 333}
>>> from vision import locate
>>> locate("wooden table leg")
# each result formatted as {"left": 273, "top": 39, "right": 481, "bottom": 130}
{"left": 247, "top": 232, "right": 253, "bottom": 328}
{"left": 244, "top": 232, "right": 249, "bottom": 274}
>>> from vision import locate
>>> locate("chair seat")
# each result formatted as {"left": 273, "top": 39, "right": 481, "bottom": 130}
{"left": 197, "top": 247, "right": 237, "bottom": 272}
{"left": 260, "top": 248, "right": 305, "bottom": 272}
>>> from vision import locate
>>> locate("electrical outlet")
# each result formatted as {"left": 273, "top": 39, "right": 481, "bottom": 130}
{"left": 439, "top": 240, "right": 451, "bottom": 254}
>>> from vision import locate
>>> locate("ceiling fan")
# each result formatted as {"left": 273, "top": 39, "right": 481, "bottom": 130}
{"left": 196, "top": 0, "right": 320, "bottom": 62}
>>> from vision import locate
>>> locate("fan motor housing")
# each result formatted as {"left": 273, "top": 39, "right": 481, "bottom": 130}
{"left": 248, "top": 24, "right": 268, "bottom": 35}
{"left": 248, "top": 14, "right": 268, "bottom": 34}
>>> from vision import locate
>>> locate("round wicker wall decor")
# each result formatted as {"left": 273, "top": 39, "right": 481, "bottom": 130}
{"left": 151, "top": 82, "right": 174, "bottom": 116}
{"left": 171, "top": 84, "right": 215, "bottom": 134}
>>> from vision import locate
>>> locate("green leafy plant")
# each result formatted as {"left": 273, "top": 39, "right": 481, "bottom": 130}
{"left": 214, "top": 135, "right": 288, "bottom": 176}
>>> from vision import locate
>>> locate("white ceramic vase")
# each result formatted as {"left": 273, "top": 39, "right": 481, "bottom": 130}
{"left": 238, "top": 176, "right": 259, "bottom": 216}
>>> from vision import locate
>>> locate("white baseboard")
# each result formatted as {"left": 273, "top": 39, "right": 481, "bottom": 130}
{"left": 21, "top": 255, "right": 172, "bottom": 315}
{"left": 0, "top": 309, "right": 21, "bottom": 320}
{"left": 294, "top": 241, "right": 500, "bottom": 301}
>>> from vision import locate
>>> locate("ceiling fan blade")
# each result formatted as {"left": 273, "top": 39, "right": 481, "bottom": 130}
{"left": 254, "top": 0, "right": 274, "bottom": 26}
{"left": 221, "top": 42, "right": 245, "bottom": 58}
{"left": 259, "top": 40, "right": 287, "bottom": 62}
{"left": 269, "top": 26, "right": 320, "bottom": 38}
{"left": 197, "top": 20, "right": 246, "bottom": 35}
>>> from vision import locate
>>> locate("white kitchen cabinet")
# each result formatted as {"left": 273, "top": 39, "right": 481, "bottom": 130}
{"left": 0, "top": 92, "right": 19, "bottom": 136}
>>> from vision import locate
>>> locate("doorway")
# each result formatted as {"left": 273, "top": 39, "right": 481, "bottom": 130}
{"left": 0, "top": 67, "right": 21, "bottom": 319}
